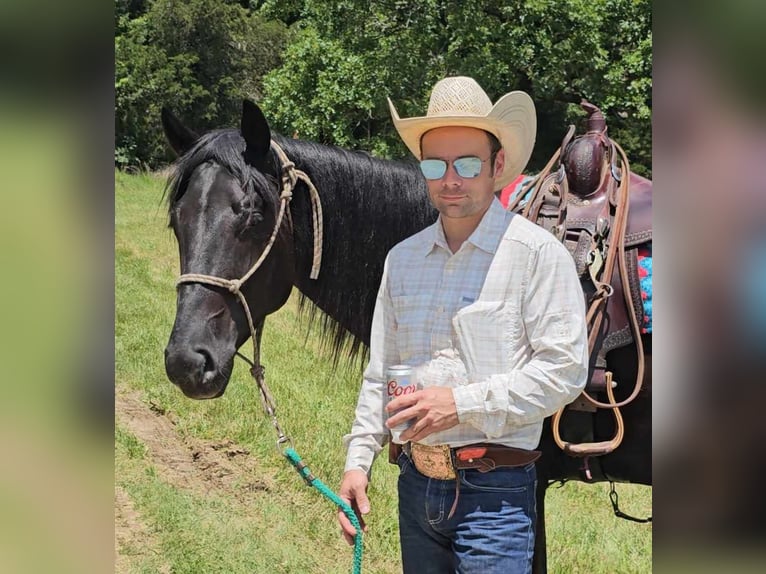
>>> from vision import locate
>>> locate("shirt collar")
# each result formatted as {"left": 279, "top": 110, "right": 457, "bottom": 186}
{"left": 467, "top": 199, "right": 511, "bottom": 254}
{"left": 418, "top": 214, "right": 446, "bottom": 256}
{"left": 424, "top": 198, "right": 511, "bottom": 256}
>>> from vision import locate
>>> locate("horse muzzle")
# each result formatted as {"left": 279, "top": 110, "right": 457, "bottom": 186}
{"left": 164, "top": 342, "right": 232, "bottom": 399}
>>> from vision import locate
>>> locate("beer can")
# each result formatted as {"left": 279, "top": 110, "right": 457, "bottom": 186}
{"left": 386, "top": 365, "right": 417, "bottom": 443}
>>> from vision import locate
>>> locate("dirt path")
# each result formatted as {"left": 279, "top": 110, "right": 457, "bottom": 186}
{"left": 114, "top": 391, "right": 275, "bottom": 572}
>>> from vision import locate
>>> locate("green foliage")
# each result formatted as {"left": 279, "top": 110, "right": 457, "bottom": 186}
{"left": 116, "top": 0, "right": 651, "bottom": 176}
{"left": 115, "top": 0, "right": 289, "bottom": 168}
{"left": 260, "top": 0, "right": 652, "bottom": 175}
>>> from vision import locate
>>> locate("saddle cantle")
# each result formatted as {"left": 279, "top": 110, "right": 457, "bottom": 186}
{"left": 510, "top": 100, "right": 652, "bottom": 459}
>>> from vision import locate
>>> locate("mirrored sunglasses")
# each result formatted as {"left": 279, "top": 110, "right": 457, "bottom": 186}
{"left": 419, "top": 156, "right": 489, "bottom": 180}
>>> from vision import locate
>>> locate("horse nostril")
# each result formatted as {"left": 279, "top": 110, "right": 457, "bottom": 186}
{"left": 164, "top": 342, "right": 225, "bottom": 398}
{"left": 195, "top": 347, "right": 217, "bottom": 375}
{"left": 165, "top": 345, "right": 215, "bottom": 384}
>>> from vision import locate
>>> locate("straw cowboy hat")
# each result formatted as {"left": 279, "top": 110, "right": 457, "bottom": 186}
{"left": 388, "top": 76, "right": 536, "bottom": 190}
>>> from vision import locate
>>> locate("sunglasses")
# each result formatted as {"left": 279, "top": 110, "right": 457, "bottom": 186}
{"left": 419, "top": 156, "right": 491, "bottom": 180}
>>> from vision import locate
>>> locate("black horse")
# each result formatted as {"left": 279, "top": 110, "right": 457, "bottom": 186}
{"left": 162, "top": 100, "right": 651, "bottom": 572}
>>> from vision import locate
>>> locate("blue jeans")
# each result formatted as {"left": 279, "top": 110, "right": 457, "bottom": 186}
{"left": 396, "top": 452, "right": 537, "bottom": 574}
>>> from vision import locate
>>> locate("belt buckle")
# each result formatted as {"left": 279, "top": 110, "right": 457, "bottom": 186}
{"left": 410, "top": 443, "right": 456, "bottom": 480}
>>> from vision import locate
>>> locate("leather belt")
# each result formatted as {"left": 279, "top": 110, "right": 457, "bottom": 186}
{"left": 389, "top": 442, "right": 541, "bottom": 479}
{"left": 389, "top": 442, "right": 541, "bottom": 519}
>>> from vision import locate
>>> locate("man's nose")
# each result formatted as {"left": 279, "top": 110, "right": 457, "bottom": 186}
{"left": 442, "top": 162, "right": 463, "bottom": 185}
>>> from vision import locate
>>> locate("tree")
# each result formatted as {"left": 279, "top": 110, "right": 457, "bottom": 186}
{"left": 115, "top": 0, "right": 289, "bottom": 168}
{"left": 116, "top": 0, "right": 651, "bottom": 175}
{"left": 259, "top": 0, "right": 651, "bottom": 176}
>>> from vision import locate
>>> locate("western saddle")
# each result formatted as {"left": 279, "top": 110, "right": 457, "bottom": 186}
{"left": 509, "top": 101, "right": 652, "bottom": 459}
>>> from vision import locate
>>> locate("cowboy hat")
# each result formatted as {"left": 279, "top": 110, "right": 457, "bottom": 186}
{"left": 388, "top": 76, "right": 536, "bottom": 190}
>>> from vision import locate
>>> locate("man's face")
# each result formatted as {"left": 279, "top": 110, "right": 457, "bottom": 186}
{"left": 420, "top": 126, "right": 505, "bottom": 221}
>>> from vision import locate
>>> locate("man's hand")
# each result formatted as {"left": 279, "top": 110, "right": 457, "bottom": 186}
{"left": 338, "top": 469, "right": 370, "bottom": 545}
{"left": 385, "top": 387, "right": 459, "bottom": 442}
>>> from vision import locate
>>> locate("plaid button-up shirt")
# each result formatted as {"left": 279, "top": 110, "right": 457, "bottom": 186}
{"left": 344, "top": 199, "right": 588, "bottom": 474}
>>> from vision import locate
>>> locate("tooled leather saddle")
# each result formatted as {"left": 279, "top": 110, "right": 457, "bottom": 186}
{"left": 509, "top": 101, "right": 652, "bottom": 457}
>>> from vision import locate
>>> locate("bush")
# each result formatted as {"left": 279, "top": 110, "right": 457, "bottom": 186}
{"left": 115, "top": 0, "right": 289, "bottom": 169}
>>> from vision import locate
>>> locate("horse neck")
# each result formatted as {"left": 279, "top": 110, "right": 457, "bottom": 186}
{"left": 278, "top": 138, "right": 436, "bottom": 350}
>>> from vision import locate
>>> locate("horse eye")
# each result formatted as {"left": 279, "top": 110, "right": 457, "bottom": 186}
{"left": 234, "top": 195, "right": 264, "bottom": 217}
{"left": 234, "top": 195, "right": 266, "bottom": 235}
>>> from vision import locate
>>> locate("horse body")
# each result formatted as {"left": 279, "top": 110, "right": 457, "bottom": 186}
{"left": 162, "top": 100, "right": 650, "bottom": 572}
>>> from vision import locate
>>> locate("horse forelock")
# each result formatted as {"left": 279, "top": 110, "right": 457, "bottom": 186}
{"left": 164, "top": 129, "right": 281, "bottom": 222}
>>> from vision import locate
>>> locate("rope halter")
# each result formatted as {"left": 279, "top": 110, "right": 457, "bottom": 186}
{"left": 174, "top": 140, "right": 323, "bottom": 403}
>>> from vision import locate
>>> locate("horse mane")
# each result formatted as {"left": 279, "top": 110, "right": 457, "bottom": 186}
{"left": 274, "top": 136, "right": 437, "bottom": 365}
{"left": 164, "top": 128, "right": 437, "bottom": 365}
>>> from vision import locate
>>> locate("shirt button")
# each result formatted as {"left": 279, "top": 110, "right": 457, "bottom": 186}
{"left": 437, "top": 306, "right": 444, "bottom": 313}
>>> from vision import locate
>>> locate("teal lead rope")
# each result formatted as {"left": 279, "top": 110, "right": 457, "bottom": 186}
{"left": 283, "top": 448, "right": 364, "bottom": 574}
{"left": 232, "top": 345, "right": 362, "bottom": 571}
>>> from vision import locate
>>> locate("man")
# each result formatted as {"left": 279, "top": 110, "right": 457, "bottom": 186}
{"left": 338, "top": 76, "right": 588, "bottom": 573}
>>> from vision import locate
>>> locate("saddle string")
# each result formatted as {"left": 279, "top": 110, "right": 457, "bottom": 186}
{"left": 270, "top": 140, "right": 324, "bottom": 280}
{"left": 512, "top": 126, "right": 575, "bottom": 218}
{"left": 578, "top": 139, "right": 646, "bottom": 409}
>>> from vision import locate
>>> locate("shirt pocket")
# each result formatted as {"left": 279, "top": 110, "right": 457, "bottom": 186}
{"left": 391, "top": 293, "right": 433, "bottom": 361}
{"left": 452, "top": 300, "right": 522, "bottom": 379}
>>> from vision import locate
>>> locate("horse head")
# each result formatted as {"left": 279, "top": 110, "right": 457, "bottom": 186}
{"left": 162, "top": 101, "right": 295, "bottom": 399}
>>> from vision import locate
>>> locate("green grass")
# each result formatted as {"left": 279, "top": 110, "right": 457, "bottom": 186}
{"left": 115, "top": 170, "right": 651, "bottom": 573}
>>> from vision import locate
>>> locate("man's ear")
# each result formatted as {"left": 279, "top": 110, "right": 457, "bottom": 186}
{"left": 493, "top": 148, "right": 506, "bottom": 179}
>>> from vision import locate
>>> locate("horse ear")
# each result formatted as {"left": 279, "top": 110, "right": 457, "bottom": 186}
{"left": 241, "top": 100, "right": 272, "bottom": 161}
{"left": 161, "top": 107, "right": 199, "bottom": 156}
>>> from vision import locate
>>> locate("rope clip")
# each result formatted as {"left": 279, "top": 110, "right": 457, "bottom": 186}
{"left": 276, "top": 434, "right": 294, "bottom": 455}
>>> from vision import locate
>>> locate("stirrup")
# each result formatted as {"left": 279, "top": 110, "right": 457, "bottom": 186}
{"left": 552, "top": 372, "right": 625, "bottom": 456}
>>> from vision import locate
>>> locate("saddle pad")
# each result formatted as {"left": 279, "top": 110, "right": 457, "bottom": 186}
{"left": 637, "top": 244, "right": 652, "bottom": 334}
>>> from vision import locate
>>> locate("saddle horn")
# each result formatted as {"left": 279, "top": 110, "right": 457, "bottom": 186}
{"left": 562, "top": 100, "right": 610, "bottom": 198}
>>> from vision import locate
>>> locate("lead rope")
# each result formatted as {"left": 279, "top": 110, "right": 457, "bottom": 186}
{"left": 236, "top": 351, "right": 364, "bottom": 574}
{"left": 270, "top": 140, "right": 323, "bottom": 279}
{"left": 284, "top": 447, "right": 364, "bottom": 573}
{"left": 175, "top": 144, "right": 363, "bottom": 573}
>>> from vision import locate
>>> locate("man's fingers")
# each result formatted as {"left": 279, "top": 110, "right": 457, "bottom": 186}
{"left": 337, "top": 470, "right": 370, "bottom": 545}
{"left": 386, "top": 390, "right": 421, "bottom": 413}
{"left": 338, "top": 510, "right": 357, "bottom": 534}
{"left": 400, "top": 421, "right": 429, "bottom": 442}
{"left": 338, "top": 509, "right": 367, "bottom": 545}
{"left": 337, "top": 490, "right": 368, "bottom": 545}
{"left": 354, "top": 490, "right": 371, "bottom": 515}
{"left": 385, "top": 405, "right": 418, "bottom": 430}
